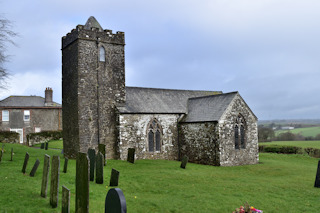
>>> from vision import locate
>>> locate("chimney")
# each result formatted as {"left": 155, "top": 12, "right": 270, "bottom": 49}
{"left": 45, "top": 87, "right": 53, "bottom": 106}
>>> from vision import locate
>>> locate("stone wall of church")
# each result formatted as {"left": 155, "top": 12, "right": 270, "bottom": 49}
{"left": 178, "top": 122, "right": 220, "bottom": 166}
{"left": 218, "top": 94, "right": 259, "bottom": 166}
{"left": 118, "top": 114, "right": 180, "bottom": 160}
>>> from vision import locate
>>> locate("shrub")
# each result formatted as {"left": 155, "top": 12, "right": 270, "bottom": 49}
{"left": 0, "top": 131, "right": 20, "bottom": 143}
{"left": 304, "top": 147, "right": 320, "bottom": 158}
{"left": 27, "top": 131, "right": 62, "bottom": 146}
{"left": 259, "top": 145, "right": 303, "bottom": 154}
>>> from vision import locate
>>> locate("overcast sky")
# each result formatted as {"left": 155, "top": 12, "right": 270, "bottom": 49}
{"left": 1, "top": 0, "right": 320, "bottom": 120}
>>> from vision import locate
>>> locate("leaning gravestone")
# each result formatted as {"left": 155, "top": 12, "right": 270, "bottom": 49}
{"left": 10, "top": 148, "right": 13, "bottom": 161}
{"left": 96, "top": 152, "right": 103, "bottom": 184}
{"left": 41, "top": 154, "right": 50, "bottom": 198}
{"left": 180, "top": 155, "right": 189, "bottom": 169}
{"left": 41, "top": 143, "right": 44, "bottom": 149}
{"left": 50, "top": 156, "right": 60, "bottom": 208}
{"left": 314, "top": 160, "right": 320, "bottom": 187}
{"left": 88, "top": 148, "right": 95, "bottom": 181}
{"left": 109, "top": 168, "right": 120, "bottom": 187}
{"left": 22, "top": 152, "right": 30, "bottom": 173}
{"left": 127, "top": 148, "right": 135, "bottom": 164}
{"left": 98, "top": 144, "right": 106, "bottom": 166}
{"left": 62, "top": 185, "right": 70, "bottom": 213}
{"left": 105, "top": 188, "right": 127, "bottom": 213}
{"left": 29, "top": 159, "right": 40, "bottom": 177}
{"left": 76, "top": 152, "right": 89, "bottom": 213}
{"left": 63, "top": 157, "right": 68, "bottom": 173}
{"left": 45, "top": 142, "right": 48, "bottom": 150}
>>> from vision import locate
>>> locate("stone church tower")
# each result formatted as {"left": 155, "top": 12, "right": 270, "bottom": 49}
{"left": 62, "top": 16, "right": 125, "bottom": 158}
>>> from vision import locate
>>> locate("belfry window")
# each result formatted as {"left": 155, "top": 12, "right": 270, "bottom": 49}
{"left": 147, "top": 119, "right": 162, "bottom": 152}
{"left": 234, "top": 114, "right": 246, "bottom": 149}
{"left": 99, "top": 46, "right": 105, "bottom": 62}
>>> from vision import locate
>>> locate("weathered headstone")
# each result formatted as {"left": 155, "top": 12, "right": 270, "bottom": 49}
{"left": 0, "top": 150, "right": 3, "bottom": 162}
{"left": 45, "top": 142, "right": 48, "bottom": 150}
{"left": 127, "top": 148, "right": 135, "bottom": 164}
{"left": 29, "top": 159, "right": 40, "bottom": 177}
{"left": 314, "top": 160, "right": 320, "bottom": 187}
{"left": 22, "top": 152, "right": 30, "bottom": 173}
{"left": 41, "top": 143, "right": 45, "bottom": 149}
{"left": 105, "top": 188, "right": 127, "bottom": 213}
{"left": 180, "top": 155, "right": 189, "bottom": 169}
{"left": 41, "top": 154, "right": 50, "bottom": 198}
{"left": 62, "top": 185, "right": 70, "bottom": 213}
{"left": 98, "top": 144, "right": 106, "bottom": 166}
{"left": 50, "top": 155, "right": 60, "bottom": 208}
{"left": 96, "top": 152, "right": 103, "bottom": 184}
{"left": 88, "top": 148, "right": 95, "bottom": 181}
{"left": 10, "top": 148, "right": 13, "bottom": 161}
{"left": 109, "top": 168, "right": 120, "bottom": 187}
{"left": 63, "top": 157, "right": 68, "bottom": 173}
{"left": 76, "top": 152, "right": 89, "bottom": 213}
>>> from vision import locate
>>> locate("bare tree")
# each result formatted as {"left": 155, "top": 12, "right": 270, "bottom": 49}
{"left": 0, "top": 15, "right": 17, "bottom": 89}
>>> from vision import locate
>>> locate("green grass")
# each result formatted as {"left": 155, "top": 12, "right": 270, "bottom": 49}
{"left": 275, "top": 126, "right": 320, "bottom": 137}
{"left": 260, "top": 140, "right": 320, "bottom": 149}
{"left": 33, "top": 140, "right": 63, "bottom": 149}
{"left": 1, "top": 143, "right": 320, "bottom": 212}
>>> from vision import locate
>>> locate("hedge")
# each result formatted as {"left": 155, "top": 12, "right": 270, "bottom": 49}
{"left": 259, "top": 145, "right": 320, "bottom": 158}
{"left": 0, "top": 131, "right": 20, "bottom": 143}
{"left": 27, "top": 131, "right": 62, "bottom": 146}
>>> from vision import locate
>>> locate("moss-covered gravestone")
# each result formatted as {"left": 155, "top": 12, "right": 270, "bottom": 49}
{"left": 63, "top": 157, "right": 68, "bottom": 173}
{"left": 45, "top": 142, "right": 48, "bottom": 150}
{"left": 96, "top": 152, "right": 103, "bottom": 184}
{"left": 314, "top": 160, "right": 320, "bottom": 188}
{"left": 76, "top": 152, "right": 89, "bottom": 213}
{"left": 41, "top": 143, "right": 44, "bottom": 149}
{"left": 50, "top": 155, "right": 60, "bottom": 208}
{"left": 62, "top": 185, "right": 70, "bottom": 213}
{"left": 41, "top": 154, "right": 50, "bottom": 198}
{"left": 22, "top": 152, "right": 30, "bottom": 173}
{"left": 127, "top": 148, "right": 135, "bottom": 164}
{"left": 98, "top": 144, "right": 106, "bottom": 166}
{"left": 109, "top": 168, "right": 120, "bottom": 187}
{"left": 88, "top": 148, "right": 95, "bottom": 181}
{"left": 180, "top": 155, "right": 189, "bottom": 169}
{"left": 29, "top": 159, "right": 40, "bottom": 177}
{"left": 105, "top": 188, "right": 127, "bottom": 213}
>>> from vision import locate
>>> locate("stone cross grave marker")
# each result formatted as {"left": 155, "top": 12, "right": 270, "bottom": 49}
{"left": 98, "top": 144, "right": 106, "bottom": 166}
{"left": 180, "top": 155, "right": 189, "bottom": 169}
{"left": 76, "top": 152, "right": 89, "bottom": 213}
{"left": 41, "top": 143, "right": 44, "bottom": 149}
{"left": 127, "top": 148, "right": 135, "bottom": 164}
{"left": 50, "top": 155, "right": 60, "bottom": 208}
{"left": 88, "top": 148, "right": 95, "bottom": 181}
{"left": 105, "top": 188, "right": 127, "bottom": 213}
{"left": 62, "top": 185, "right": 70, "bottom": 213}
{"left": 10, "top": 148, "right": 13, "bottom": 161}
{"left": 41, "top": 154, "right": 50, "bottom": 198}
{"left": 29, "top": 159, "right": 40, "bottom": 177}
{"left": 22, "top": 152, "right": 30, "bottom": 173}
{"left": 45, "top": 142, "right": 48, "bottom": 150}
{"left": 96, "top": 152, "right": 104, "bottom": 184}
{"left": 63, "top": 157, "right": 68, "bottom": 173}
{"left": 314, "top": 160, "right": 320, "bottom": 187}
{"left": 109, "top": 168, "right": 120, "bottom": 187}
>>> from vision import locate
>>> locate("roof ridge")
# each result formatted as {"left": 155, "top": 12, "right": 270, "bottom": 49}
{"left": 126, "top": 86, "right": 221, "bottom": 93}
{"left": 187, "top": 91, "right": 238, "bottom": 101}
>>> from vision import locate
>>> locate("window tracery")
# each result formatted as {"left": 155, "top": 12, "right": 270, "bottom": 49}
{"left": 234, "top": 114, "right": 246, "bottom": 149}
{"left": 147, "top": 119, "right": 162, "bottom": 152}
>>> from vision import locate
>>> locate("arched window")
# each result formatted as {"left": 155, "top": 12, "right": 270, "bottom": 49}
{"left": 147, "top": 119, "right": 162, "bottom": 152}
{"left": 234, "top": 114, "right": 246, "bottom": 149}
{"left": 99, "top": 46, "right": 105, "bottom": 62}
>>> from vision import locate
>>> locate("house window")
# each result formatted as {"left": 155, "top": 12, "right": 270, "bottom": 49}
{"left": 24, "top": 110, "right": 30, "bottom": 121}
{"left": 2, "top": 110, "right": 9, "bottom": 121}
{"left": 147, "top": 119, "right": 162, "bottom": 152}
{"left": 234, "top": 114, "right": 246, "bottom": 149}
{"left": 35, "top": 127, "right": 41, "bottom": 133}
{"left": 99, "top": 46, "right": 105, "bottom": 62}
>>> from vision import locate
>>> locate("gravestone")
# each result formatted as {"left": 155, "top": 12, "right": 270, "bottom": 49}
{"left": 96, "top": 152, "right": 103, "bottom": 184}
{"left": 22, "top": 152, "right": 30, "bottom": 173}
{"left": 88, "top": 148, "right": 95, "bottom": 181}
{"left": 62, "top": 185, "right": 70, "bottom": 213}
{"left": 41, "top": 143, "right": 44, "bottom": 149}
{"left": 0, "top": 150, "right": 3, "bottom": 162}
{"left": 41, "top": 154, "right": 50, "bottom": 198}
{"left": 105, "top": 188, "right": 127, "bottom": 213}
{"left": 50, "top": 155, "right": 60, "bottom": 208}
{"left": 127, "top": 148, "right": 135, "bottom": 164}
{"left": 76, "top": 152, "right": 89, "bottom": 213}
{"left": 314, "top": 160, "right": 320, "bottom": 187}
{"left": 109, "top": 168, "right": 120, "bottom": 187}
{"left": 45, "top": 142, "right": 48, "bottom": 150}
{"left": 180, "top": 155, "right": 189, "bottom": 169}
{"left": 98, "top": 144, "right": 106, "bottom": 166}
{"left": 29, "top": 159, "right": 40, "bottom": 177}
{"left": 10, "top": 148, "right": 13, "bottom": 161}
{"left": 63, "top": 157, "right": 68, "bottom": 173}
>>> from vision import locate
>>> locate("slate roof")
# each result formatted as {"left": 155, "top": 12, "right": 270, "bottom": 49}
{"left": 117, "top": 87, "right": 222, "bottom": 114}
{"left": 0, "top": 96, "right": 61, "bottom": 108}
{"left": 182, "top": 92, "right": 238, "bottom": 122}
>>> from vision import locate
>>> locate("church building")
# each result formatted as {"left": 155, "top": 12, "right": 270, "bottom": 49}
{"left": 62, "top": 17, "right": 258, "bottom": 166}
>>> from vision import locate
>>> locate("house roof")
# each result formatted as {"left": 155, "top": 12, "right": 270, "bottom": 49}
{"left": 0, "top": 96, "right": 61, "bottom": 108}
{"left": 182, "top": 92, "right": 238, "bottom": 122}
{"left": 117, "top": 87, "right": 222, "bottom": 114}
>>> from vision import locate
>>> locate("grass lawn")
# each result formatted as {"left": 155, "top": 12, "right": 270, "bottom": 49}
{"left": 33, "top": 140, "right": 63, "bottom": 150}
{"left": 260, "top": 140, "right": 320, "bottom": 149}
{"left": 1, "top": 142, "right": 320, "bottom": 212}
{"left": 275, "top": 126, "right": 320, "bottom": 137}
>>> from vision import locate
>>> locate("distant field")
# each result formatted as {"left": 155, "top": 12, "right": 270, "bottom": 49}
{"left": 275, "top": 126, "right": 320, "bottom": 137}
{"left": 259, "top": 140, "right": 320, "bottom": 149}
